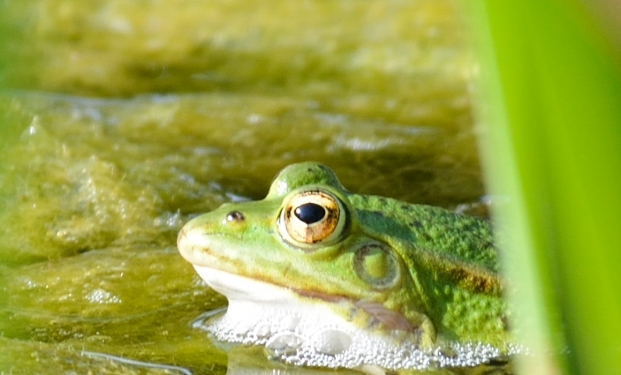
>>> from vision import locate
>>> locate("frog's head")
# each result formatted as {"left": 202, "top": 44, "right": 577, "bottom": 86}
{"left": 177, "top": 162, "right": 435, "bottom": 363}
{"left": 177, "top": 162, "right": 514, "bottom": 370}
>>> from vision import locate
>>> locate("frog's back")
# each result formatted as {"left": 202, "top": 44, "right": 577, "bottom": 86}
{"left": 349, "top": 194, "right": 498, "bottom": 273}
{"left": 349, "top": 194, "right": 509, "bottom": 347}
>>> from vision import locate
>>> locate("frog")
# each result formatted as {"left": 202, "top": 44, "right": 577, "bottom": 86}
{"left": 177, "top": 162, "right": 521, "bottom": 373}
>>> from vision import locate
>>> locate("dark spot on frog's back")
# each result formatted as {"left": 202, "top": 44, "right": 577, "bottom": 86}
{"left": 420, "top": 232, "right": 433, "bottom": 241}
{"left": 501, "top": 314, "right": 510, "bottom": 330}
{"left": 409, "top": 220, "right": 423, "bottom": 229}
{"left": 480, "top": 240, "right": 495, "bottom": 252}
{"left": 313, "top": 164, "right": 331, "bottom": 176}
{"left": 371, "top": 210, "right": 385, "bottom": 217}
{"left": 450, "top": 266, "right": 501, "bottom": 294}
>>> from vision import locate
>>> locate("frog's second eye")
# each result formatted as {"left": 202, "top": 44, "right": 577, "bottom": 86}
{"left": 279, "top": 190, "right": 347, "bottom": 248}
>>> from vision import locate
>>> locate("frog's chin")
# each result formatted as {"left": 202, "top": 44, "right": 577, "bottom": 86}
{"left": 191, "top": 264, "right": 302, "bottom": 303}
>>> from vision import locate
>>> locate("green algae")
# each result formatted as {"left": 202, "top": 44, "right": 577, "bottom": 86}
{"left": 0, "top": 0, "right": 482, "bottom": 373}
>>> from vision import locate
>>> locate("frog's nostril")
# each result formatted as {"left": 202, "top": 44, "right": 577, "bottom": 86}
{"left": 226, "top": 211, "right": 245, "bottom": 222}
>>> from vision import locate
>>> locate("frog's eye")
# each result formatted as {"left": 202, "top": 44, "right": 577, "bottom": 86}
{"left": 279, "top": 190, "right": 347, "bottom": 248}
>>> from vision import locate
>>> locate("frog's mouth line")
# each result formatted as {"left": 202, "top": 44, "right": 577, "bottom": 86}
{"left": 192, "top": 265, "right": 416, "bottom": 333}
{"left": 178, "top": 229, "right": 417, "bottom": 333}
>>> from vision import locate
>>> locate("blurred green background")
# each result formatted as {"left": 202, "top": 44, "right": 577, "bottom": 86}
{"left": 472, "top": 1, "right": 621, "bottom": 374}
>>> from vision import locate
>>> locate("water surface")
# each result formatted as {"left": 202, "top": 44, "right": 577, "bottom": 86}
{"left": 0, "top": 1, "right": 483, "bottom": 373}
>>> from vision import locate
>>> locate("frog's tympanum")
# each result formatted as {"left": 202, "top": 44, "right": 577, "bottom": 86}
{"left": 177, "top": 162, "right": 522, "bottom": 372}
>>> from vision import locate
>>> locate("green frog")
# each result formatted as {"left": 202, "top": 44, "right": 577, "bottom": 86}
{"left": 177, "top": 162, "right": 521, "bottom": 373}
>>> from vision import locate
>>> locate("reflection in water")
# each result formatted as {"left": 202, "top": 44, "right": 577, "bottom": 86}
{"left": 224, "top": 346, "right": 368, "bottom": 375}
{"left": 81, "top": 351, "right": 194, "bottom": 375}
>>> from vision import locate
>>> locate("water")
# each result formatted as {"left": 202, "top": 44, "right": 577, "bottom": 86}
{"left": 0, "top": 1, "right": 485, "bottom": 373}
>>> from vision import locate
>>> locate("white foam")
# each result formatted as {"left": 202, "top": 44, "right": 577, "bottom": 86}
{"left": 192, "top": 266, "right": 525, "bottom": 370}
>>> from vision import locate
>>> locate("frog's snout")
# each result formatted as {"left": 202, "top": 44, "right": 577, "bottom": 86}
{"left": 176, "top": 225, "right": 192, "bottom": 260}
{"left": 177, "top": 224, "right": 208, "bottom": 265}
{"left": 177, "top": 226, "right": 188, "bottom": 250}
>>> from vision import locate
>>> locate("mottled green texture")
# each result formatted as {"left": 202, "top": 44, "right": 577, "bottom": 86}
{"left": 180, "top": 162, "right": 510, "bottom": 351}
{"left": 349, "top": 194, "right": 506, "bottom": 347}
{"left": 350, "top": 195, "right": 497, "bottom": 271}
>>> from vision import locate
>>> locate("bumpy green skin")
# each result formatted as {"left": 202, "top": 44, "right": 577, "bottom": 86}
{"left": 180, "top": 162, "right": 510, "bottom": 350}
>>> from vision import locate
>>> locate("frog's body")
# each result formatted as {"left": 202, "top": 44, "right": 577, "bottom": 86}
{"left": 177, "top": 162, "right": 519, "bottom": 371}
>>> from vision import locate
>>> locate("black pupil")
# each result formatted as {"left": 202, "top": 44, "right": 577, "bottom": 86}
{"left": 294, "top": 203, "right": 326, "bottom": 224}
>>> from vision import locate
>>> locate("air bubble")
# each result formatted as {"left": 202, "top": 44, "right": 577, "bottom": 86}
{"left": 279, "top": 314, "right": 301, "bottom": 331}
{"left": 266, "top": 333, "right": 304, "bottom": 356}
{"left": 253, "top": 323, "right": 271, "bottom": 339}
{"left": 312, "top": 330, "right": 352, "bottom": 356}
{"left": 85, "top": 288, "right": 121, "bottom": 304}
